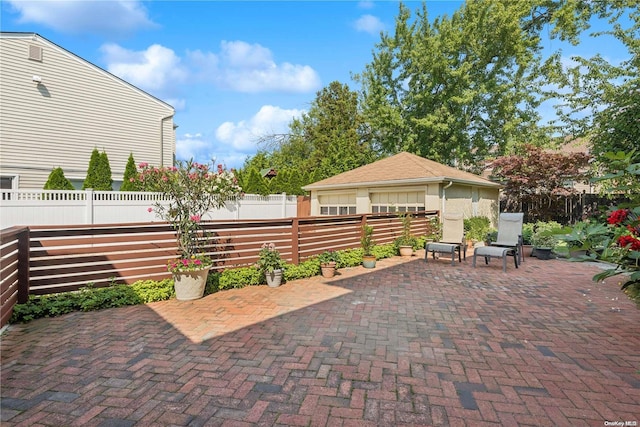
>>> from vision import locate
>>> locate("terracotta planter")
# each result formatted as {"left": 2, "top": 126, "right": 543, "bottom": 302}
{"left": 173, "top": 268, "right": 209, "bottom": 301}
{"left": 265, "top": 269, "right": 283, "bottom": 287}
{"left": 320, "top": 262, "right": 336, "bottom": 278}
{"left": 362, "top": 256, "right": 376, "bottom": 269}
{"left": 399, "top": 246, "right": 413, "bottom": 258}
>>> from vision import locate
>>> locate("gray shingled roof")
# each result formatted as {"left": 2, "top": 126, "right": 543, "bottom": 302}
{"left": 304, "top": 152, "right": 501, "bottom": 190}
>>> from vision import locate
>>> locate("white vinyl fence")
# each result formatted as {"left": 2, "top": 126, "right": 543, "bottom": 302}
{"left": 0, "top": 190, "right": 298, "bottom": 228}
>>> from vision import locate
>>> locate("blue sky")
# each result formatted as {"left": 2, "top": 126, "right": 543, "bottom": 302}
{"left": 1, "top": 1, "right": 631, "bottom": 169}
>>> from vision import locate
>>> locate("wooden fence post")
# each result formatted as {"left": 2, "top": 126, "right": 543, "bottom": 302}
{"left": 291, "top": 218, "right": 299, "bottom": 265}
{"left": 17, "top": 227, "right": 30, "bottom": 304}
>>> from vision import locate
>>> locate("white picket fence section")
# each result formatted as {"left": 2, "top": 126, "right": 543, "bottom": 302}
{"left": 0, "top": 190, "right": 298, "bottom": 228}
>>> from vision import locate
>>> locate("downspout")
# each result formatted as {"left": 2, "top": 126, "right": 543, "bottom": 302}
{"left": 160, "top": 114, "right": 174, "bottom": 167}
{"left": 442, "top": 180, "right": 453, "bottom": 216}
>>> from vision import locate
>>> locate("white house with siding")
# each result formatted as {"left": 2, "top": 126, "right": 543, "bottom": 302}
{"left": 0, "top": 32, "right": 175, "bottom": 190}
{"left": 303, "top": 152, "right": 502, "bottom": 225}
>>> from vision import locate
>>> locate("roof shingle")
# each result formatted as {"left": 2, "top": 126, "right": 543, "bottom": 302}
{"left": 304, "top": 152, "right": 500, "bottom": 189}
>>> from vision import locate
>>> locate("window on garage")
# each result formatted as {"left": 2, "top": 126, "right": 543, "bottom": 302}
{"left": 371, "top": 191, "right": 424, "bottom": 213}
{"left": 318, "top": 193, "right": 356, "bottom": 216}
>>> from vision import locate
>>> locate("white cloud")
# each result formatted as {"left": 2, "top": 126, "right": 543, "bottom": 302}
{"left": 187, "top": 41, "right": 321, "bottom": 93}
{"left": 215, "top": 105, "right": 304, "bottom": 152}
{"left": 101, "top": 43, "right": 188, "bottom": 92}
{"left": 358, "top": 1, "right": 375, "bottom": 9}
{"left": 176, "top": 134, "right": 215, "bottom": 163}
{"left": 5, "top": 0, "right": 156, "bottom": 36}
{"left": 354, "top": 14, "right": 385, "bottom": 35}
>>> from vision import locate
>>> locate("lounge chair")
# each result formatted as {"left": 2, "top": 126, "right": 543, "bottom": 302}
{"left": 425, "top": 212, "right": 466, "bottom": 265}
{"left": 489, "top": 212, "right": 524, "bottom": 264}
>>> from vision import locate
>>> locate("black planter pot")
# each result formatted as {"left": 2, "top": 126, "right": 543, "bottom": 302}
{"left": 536, "top": 248, "right": 553, "bottom": 260}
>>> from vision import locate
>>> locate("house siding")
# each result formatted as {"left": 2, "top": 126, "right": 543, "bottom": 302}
{"left": 0, "top": 34, "right": 175, "bottom": 189}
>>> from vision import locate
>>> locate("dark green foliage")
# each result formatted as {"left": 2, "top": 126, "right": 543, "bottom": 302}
{"left": 283, "top": 259, "right": 321, "bottom": 281}
{"left": 96, "top": 151, "right": 113, "bottom": 191}
{"left": 464, "top": 216, "right": 491, "bottom": 242}
{"left": 242, "top": 167, "right": 269, "bottom": 195}
{"left": 218, "top": 267, "right": 262, "bottom": 290}
{"left": 82, "top": 148, "right": 101, "bottom": 190}
{"left": 120, "top": 153, "right": 140, "bottom": 191}
{"left": 83, "top": 148, "right": 113, "bottom": 191}
{"left": 43, "top": 167, "right": 74, "bottom": 190}
{"left": 10, "top": 279, "right": 174, "bottom": 323}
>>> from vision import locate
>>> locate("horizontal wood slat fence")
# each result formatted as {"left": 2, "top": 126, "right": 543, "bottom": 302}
{"left": 0, "top": 211, "right": 438, "bottom": 326}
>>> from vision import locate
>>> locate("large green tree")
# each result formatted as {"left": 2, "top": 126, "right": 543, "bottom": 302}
{"left": 244, "top": 81, "right": 379, "bottom": 184}
{"left": 355, "top": 1, "right": 634, "bottom": 170}
{"left": 355, "top": 1, "right": 550, "bottom": 169}
{"left": 548, "top": 2, "right": 639, "bottom": 166}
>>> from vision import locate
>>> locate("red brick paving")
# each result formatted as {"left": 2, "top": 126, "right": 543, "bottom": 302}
{"left": 1, "top": 251, "right": 639, "bottom": 426}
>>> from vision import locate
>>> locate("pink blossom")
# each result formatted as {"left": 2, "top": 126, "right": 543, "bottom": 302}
{"left": 161, "top": 175, "right": 168, "bottom": 182}
{"left": 190, "top": 215, "right": 201, "bottom": 222}
{"left": 147, "top": 207, "right": 153, "bottom": 213}
{"left": 138, "top": 162, "right": 148, "bottom": 168}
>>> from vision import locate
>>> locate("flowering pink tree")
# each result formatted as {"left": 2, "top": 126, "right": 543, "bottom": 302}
{"left": 138, "top": 159, "right": 242, "bottom": 261}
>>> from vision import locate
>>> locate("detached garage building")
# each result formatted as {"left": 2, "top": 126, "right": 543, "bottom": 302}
{"left": 303, "top": 152, "right": 502, "bottom": 224}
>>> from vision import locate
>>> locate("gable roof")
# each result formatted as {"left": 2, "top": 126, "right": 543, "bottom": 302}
{"left": 0, "top": 32, "right": 174, "bottom": 112}
{"left": 303, "top": 152, "right": 501, "bottom": 190}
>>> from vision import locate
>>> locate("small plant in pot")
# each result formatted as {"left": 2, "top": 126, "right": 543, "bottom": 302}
{"left": 532, "top": 231, "right": 558, "bottom": 260}
{"left": 256, "top": 242, "right": 286, "bottom": 287}
{"left": 318, "top": 250, "right": 341, "bottom": 278}
{"left": 361, "top": 224, "right": 377, "bottom": 268}
{"left": 395, "top": 212, "right": 417, "bottom": 257}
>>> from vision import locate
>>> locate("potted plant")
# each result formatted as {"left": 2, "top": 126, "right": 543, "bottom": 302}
{"left": 531, "top": 231, "right": 558, "bottom": 260}
{"left": 318, "top": 250, "right": 340, "bottom": 278}
{"left": 361, "top": 224, "right": 377, "bottom": 268}
{"left": 256, "top": 242, "right": 286, "bottom": 287}
{"left": 140, "top": 159, "right": 241, "bottom": 300}
{"left": 463, "top": 216, "right": 491, "bottom": 248}
{"left": 395, "top": 212, "right": 417, "bottom": 257}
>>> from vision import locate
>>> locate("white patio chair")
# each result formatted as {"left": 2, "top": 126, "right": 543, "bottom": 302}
{"left": 425, "top": 212, "right": 466, "bottom": 265}
{"left": 490, "top": 212, "right": 524, "bottom": 264}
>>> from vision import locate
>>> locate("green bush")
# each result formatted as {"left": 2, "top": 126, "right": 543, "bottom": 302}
{"left": 10, "top": 279, "right": 174, "bottom": 323}
{"left": 464, "top": 216, "right": 491, "bottom": 242}
{"left": 43, "top": 167, "right": 74, "bottom": 190}
{"left": 522, "top": 223, "right": 535, "bottom": 245}
{"left": 120, "top": 153, "right": 140, "bottom": 191}
{"left": 218, "top": 267, "right": 262, "bottom": 290}
{"left": 284, "top": 259, "right": 321, "bottom": 280}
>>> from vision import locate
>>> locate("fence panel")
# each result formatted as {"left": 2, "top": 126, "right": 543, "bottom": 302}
{"left": 0, "top": 190, "right": 298, "bottom": 228}
{"left": 1, "top": 210, "right": 439, "bottom": 326}
{"left": 1, "top": 227, "right": 29, "bottom": 326}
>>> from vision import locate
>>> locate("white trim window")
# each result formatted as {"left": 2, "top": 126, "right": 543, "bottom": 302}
{"left": 371, "top": 191, "right": 424, "bottom": 214}
{"left": 372, "top": 205, "right": 424, "bottom": 213}
{"left": 318, "top": 193, "right": 356, "bottom": 216}
{"left": 320, "top": 205, "right": 356, "bottom": 215}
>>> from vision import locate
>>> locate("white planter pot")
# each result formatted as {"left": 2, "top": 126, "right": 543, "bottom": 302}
{"left": 173, "top": 268, "right": 209, "bottom": 301}
{"left": 266, "top": 269, "right": 283, "bottom": 287}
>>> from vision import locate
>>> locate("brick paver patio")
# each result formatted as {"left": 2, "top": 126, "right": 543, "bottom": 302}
{"left": 1, "top": 252, "right": 639, "bottom": 426}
